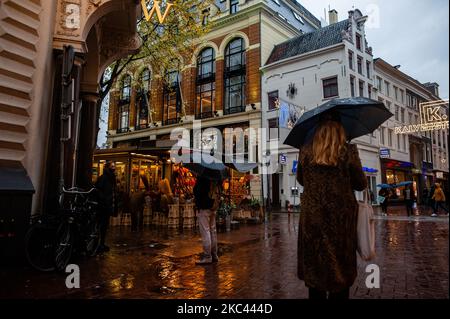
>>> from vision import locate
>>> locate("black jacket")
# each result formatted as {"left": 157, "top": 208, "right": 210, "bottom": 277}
{"left": 95, "top": 168, "right": 117, "bottom": 216}
{"left": 193, "top": 178, "right": 213, "bottom": 210}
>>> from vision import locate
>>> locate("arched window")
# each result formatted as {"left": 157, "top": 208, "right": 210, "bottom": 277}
{"left": 224, "top": 38, "right": 246, "bottom": 115}
{"left": 136, "top": 69, "right": 151, "bottom": 130}
{"left": 163, "top": 66, "right": 181, "bottom": 126}
{"left": 118, "top": 75, "right": 132, "bottom": 133}
{"left": 196, "top": 47, "right": 216, "bottom": 119}
{"left": 140, "top": 68, "right": 151, "bottom": 93}
{"left": 120, "top": 75, "right": 132, "bottom": 101}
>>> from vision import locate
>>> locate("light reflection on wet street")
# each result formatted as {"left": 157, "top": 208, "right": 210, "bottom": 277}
{"left": 1, "top": 207, "right": 448, "bottom": 299}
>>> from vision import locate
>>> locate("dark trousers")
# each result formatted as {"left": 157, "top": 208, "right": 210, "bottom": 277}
{"left": 309, "top": 287, "right": 350, "bottom": 300}
{"left": 131, "top": 208, "right": 144, "bottom": 231}
{"left": 405, "top": 200, "right": 414, "bottom": 216}
{"left": 433, "top": 201, "right": 449, "bottom": 214}
{"left": 99, "top": 213, "right": 110, "bottom": 246}
{"left": 381, "top": 202, "right": 388, "bottom": 214}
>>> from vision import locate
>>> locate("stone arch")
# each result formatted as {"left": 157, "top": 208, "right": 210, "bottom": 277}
{"left": 191, "top": 41, "right": 220, "bottom": 65}
{"left": 218, "top": 32, "right": 250, "bottom": 57}
{"left": 82, "top": 0, "right": 135, "bottom": 43}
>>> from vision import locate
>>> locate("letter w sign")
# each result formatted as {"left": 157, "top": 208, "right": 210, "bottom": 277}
{"left": 141, "top": 0, "right": 173, "bottom": 24}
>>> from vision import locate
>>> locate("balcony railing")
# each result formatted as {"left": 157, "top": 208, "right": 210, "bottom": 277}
{"left": 195, "top": 111, "right": 214, "bottom": 120}
{"left": 135, "top": 123, "right": 149, "bottom": 130}
{"left": 225, "top": 64, "right": 246, "bottom": 77}
{"left": 223, "top": 106, "right": 245, "bottom": 115}
{"left": 196, "top": 72, "right": 215, "bottom": 83}
{"left": 163, "top": 118, "right": 180, "bottom": 126}
{"left": 116, "top": 127, "right": 130, "bottom": 134}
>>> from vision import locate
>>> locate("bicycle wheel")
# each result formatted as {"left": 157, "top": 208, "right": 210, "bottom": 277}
{"left": 54, "top": 221, "right": 74, "bottom": 271}
{"left": 24, "top": 222, "right": 56, "bottom": 272}
{"left": 85, "top": 219, "right": 102, "bottom": 257}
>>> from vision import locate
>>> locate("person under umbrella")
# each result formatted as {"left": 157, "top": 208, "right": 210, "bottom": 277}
{"left": 285, "top": 97, "right": 392, "bottom": 299}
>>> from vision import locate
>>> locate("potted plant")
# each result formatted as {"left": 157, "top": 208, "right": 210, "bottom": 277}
{"left": 217, "top": 198, "right": 235, "bottom": 231}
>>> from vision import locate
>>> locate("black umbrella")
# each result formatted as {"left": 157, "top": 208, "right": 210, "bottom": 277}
{"left": 225, "top": 162, "right": 258, "bottom": 173}
{"left": 284, "top": 97, "right": 393, "bottom": 149}
{"left": 183, "top": 151, "right": 229, "bottom": 181}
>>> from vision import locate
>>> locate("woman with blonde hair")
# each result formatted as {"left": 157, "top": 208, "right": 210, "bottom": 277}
{"left": 296, "top": 118, "right": 367, "bottom": 299}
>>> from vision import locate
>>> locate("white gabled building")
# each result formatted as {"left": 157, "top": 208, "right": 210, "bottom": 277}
{"left": 261, "top": 9, "right": 379, "bottom": 207}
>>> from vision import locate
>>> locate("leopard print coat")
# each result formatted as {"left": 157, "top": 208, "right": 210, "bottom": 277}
{"left": 297, "top": 143, "right": 367, "bottom": 292}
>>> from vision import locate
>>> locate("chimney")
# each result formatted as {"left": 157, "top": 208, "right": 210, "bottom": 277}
{"left": 423, "top": 82, "right": 440, "bottom": 97}
{"left": 329, "top": 9, "right": 338, "bottom": 24}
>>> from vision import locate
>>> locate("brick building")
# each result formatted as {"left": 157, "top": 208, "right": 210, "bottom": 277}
{"left": 103, "top": 0, "right": 321, "bottom": 200}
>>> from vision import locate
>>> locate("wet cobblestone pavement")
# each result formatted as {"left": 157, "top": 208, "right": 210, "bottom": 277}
{"left": 1, "top": 206, "right": 448, "bottom": 299}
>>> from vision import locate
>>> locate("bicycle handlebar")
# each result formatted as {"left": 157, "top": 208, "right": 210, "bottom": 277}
{"left": 62, "top": 187, "right": 96, "bottom": 195}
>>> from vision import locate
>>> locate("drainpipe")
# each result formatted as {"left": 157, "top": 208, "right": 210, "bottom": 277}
{"left": 72, "top": 100, "right": 83, "bottom": 188}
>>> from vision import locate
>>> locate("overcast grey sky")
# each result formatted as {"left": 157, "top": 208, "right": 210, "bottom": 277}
{"left": 301, "top": 0, "right": 449, "bottom": 99}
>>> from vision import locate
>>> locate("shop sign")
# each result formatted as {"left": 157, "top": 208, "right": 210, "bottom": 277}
{"left": 394, "top": 100, "right": 449, "bottom": 134}
{"left": 436, "top": 172, "right": 444, "bottom": 179}
{"left": 292, "top": 160, "right": 298, "bottom": 174}
{"left": 141, "top": 0, "right": 173, "bottom": 24}
{"left": 411, "top": 169, "right": 421, "bottom": 174}
{"left": 380, "top": 148, "right": 390, "bottom": 159}
{"left": 280, "top": 154, "right": 287, "bottom": 165}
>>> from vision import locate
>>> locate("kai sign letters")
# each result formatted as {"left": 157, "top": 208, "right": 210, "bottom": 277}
{"left": 141, "top": 0, "right": 173, "bottom": 24}
{"left": 395, "top": 100, "right": 449, "bottom": 134}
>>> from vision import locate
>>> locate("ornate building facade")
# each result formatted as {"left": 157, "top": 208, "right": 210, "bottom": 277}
{"left": 104, "top": 0, "right": 321, "bottom": 201}
{"left": 1, "top": 0, "right": 142, "bottom": 213}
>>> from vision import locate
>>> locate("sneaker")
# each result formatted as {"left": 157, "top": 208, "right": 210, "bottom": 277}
{"left": 196, "top": 257, "right": 212, "bottom": 265}
{"left": 212, "top": 255, "right": 219, "bottom": 263}
{"left": 431, "top": 213, "right": 438, "bottom": 217}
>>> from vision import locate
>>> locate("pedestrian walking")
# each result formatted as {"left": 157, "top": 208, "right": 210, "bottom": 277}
{"left": 403, "top": 184, "right": 416, "bottom": 217}
{"left": 296, "top": 120, "right": 367, "bottom": 299}
{"left": 159, "top": 178, "right": 174, "bottom": 218}
{"left": 130, "top": 176, "right": 150, "bottom": 232}
{"left": 95, "top": 161, "right": 117, "bottom": 253}
{"left": 193, "top": 176, "right": 220, "bottom": 265}
{"left": 431, "top": 183, "right": 448, "bottom": 216}
{"left": 378, "top": 187, "right": 390, "bottom": 216}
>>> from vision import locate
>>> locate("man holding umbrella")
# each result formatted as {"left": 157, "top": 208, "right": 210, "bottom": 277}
{"left": 193, "top": 176, "right": 221, "bottom": 264}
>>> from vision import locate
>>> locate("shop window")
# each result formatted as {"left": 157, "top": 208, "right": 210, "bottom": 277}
{"left": 196, "top": 47, "right": 216, "bottom": 119}
{"left": 322, "top": 76, "right": 338, "bottom": 99}
{"left": 224, "top": 38, "right": 246, "bottom": 115}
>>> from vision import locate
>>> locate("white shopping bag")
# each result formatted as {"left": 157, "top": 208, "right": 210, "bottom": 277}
{"left": 357, "top": 189, "right": 376, "bottom": 261}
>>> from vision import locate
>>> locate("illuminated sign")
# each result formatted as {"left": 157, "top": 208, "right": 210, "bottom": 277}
{"left": 380, "top": 148, "right": 390, "bottom": 158}
{"left": 395, "top": 100, "right": 449, "bottom": 134}
{"left": 141, "top": 0, "right": 173, "bottom": 24}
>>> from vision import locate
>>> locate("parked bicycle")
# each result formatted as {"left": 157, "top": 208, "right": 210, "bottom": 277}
{"left": 24, "top": 187, "right": 102, "bottom": 272}
{"left": 54, "top": 187, "right": 102, "bottom": 271}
